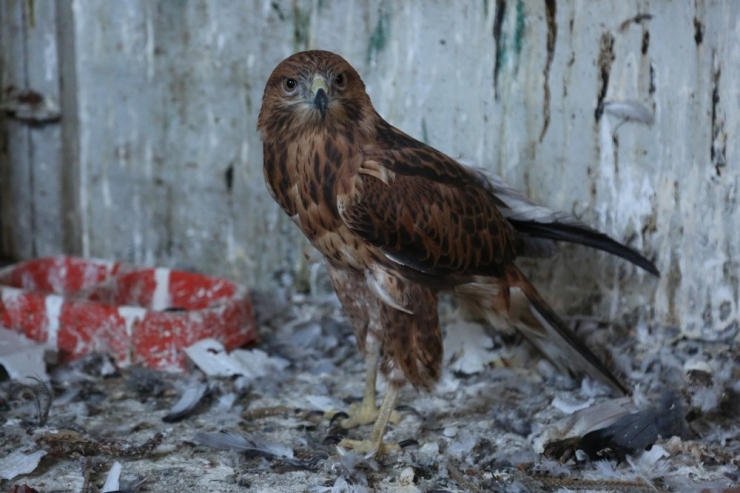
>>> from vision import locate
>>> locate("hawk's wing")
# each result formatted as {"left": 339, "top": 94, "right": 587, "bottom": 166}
{"left": 337, "top": 121, "right": 520, "bottom": 278}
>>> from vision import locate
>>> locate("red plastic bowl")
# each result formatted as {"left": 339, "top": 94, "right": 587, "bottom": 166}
{"left": 0, "top": 256, "right": 257, "bottom": 371}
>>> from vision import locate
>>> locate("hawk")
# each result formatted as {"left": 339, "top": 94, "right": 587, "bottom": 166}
{"left": 257, "top": 50, "right": 657, "bottom": 456}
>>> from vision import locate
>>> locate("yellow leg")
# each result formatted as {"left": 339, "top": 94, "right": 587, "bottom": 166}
{"left": 338, "top": 344, "right": 402, "bottom": 428}
{"left": 339, "top": 347, "right": 379, "bottom": 428}
{"left": 338, "top": 386, "right": 401, "bottom": 457}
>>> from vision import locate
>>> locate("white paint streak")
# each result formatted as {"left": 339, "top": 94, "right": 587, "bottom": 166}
{"left": 0, "top": 287, "right": 24, "bottom": 307}
{"left": 146, "top": 16, "right": 154, "bottom": 80}
{"left": 44, "top": 295, "right": 64, "bottom": 346}
{"left": 151, "top": 268, "right": 171, "bottom": 311}
{"left": 48, "top": 257, "right": 68, "bottom": 293}
{"left": 44, "top": 31, "right": 57, "bottom": 82}
{"left": 118, "top": 306, "right": 147, "bottom": 338}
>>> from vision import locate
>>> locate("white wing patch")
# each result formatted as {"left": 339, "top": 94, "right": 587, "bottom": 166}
{"left": 365, "top": 268, "right": 413, "bottom": 314}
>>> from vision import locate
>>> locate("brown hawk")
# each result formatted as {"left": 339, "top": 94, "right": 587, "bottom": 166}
{"left": 257, "top": 50, "right": 657, "bottom": 456}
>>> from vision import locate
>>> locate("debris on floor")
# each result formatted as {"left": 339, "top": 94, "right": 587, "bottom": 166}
{"left": 0, "top": 327, "right": 55, "bottom": 381}
{"left": 1, "top": 286, "right": 739, "bottom": 492}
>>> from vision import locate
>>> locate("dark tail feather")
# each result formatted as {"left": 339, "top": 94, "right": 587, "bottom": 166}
{"left": 509, "top": 220, "right": 659, "bottom": 276}
{"left": 506, "top": 266, "right": 629, "bottom": 395}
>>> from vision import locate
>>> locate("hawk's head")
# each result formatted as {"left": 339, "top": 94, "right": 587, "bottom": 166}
{"left": 258, "top": 50, "right": 374, "bottom": 142}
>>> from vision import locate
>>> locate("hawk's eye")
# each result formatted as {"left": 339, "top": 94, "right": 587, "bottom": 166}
{"left": 334, "top": 73, "right": 345, "bottom": 88}
{"left": 282, "top": 78, "right": 298, "bottom": 93}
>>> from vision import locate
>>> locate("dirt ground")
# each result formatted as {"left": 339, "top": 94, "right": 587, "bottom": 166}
{"left": 1, "top": 285, "right": 739, "bottom": 492}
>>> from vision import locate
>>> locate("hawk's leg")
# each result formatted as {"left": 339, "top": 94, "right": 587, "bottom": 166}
{"left": 325, "top": 265, "right": 401, "bottom": 428}
{"left": 338, "top": 385, "right": 401, "bottom": 456}
{"left": 339, "top": 339, "right": 401, "bottom": 428}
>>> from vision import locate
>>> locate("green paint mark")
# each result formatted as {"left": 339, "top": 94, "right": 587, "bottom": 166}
{"left": 293, "top": 5, "right": 311, "bottom": 52}
{"left": 317, "top": 0, "right": 326, "bottom": 11}
{"left": 421, "top": 118, "right": 429, "bottom": 145}
{"left": 496, "top": 30, "right": 508, "bottom": 72}
{"left": 366, "top": 9, "right": 390, "bottom": 64}
{"left": 26, "top": 0, "right": 36, "bottom": 28}
{"left": 483, "top": 0, "right": 489, "bottom": 18}
{"left": 514, "top": 0, "right": 525, "bottom": 55}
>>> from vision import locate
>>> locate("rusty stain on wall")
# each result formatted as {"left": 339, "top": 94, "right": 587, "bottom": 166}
{"left": 539, "top": 0, "right": 556, "bottom": 143}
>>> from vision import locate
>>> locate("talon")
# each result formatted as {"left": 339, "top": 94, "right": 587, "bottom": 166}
{"left": 335, "top": 403, "right": 402, "bottom": 429}
{"left": 398, "top": 438, "right": 419, "bottom": 449}
{"left": 323, "top": 434, "right": 345, "bottom": 445}
{"left": 338, "top": 438, "right": 400, "bottom": 457}
{"left": 326, "top": 426, "right": 348, "bottom": 437}
{"left": 304, "top": 409, "right": 326, "bottom": 420}
{"left": 394, "top": 405, "right": 421, "bottom": 418}
{"left": 329, "top": 411, "right": 350, "bottom": 426}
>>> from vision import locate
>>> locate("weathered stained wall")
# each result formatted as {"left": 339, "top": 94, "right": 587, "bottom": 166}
{"left": 1, "top": 0, "right": 738, "bottom": 338}
{"left": 0, "top": 1, "right": 65, "bottom": 258}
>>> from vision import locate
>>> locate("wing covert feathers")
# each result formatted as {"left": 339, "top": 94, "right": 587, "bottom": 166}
{"left": 338, "top": 150, "right": 520, "bottom": 277}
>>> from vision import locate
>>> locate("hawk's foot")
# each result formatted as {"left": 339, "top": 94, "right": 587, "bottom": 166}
{"left": 338, "top": 400, "right": 402, "bottom": 429}
{"left": 337, "top": 437, "right": 400, "bottom": 457}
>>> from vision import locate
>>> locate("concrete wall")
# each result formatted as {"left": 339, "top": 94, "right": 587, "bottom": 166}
{"left": 1, "top": 0, "right": 738, "bottom": 338}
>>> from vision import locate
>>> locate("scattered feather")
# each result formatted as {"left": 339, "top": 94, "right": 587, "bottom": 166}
{"left": 11, "top": 376, "right": 53, "bottom": 426}
{"left": 443, "top": 321, "right": 500, "bottom": 374}
{"left": 0, "top": 327, "right": 54, "bottom": 381}
{"left": 215, "top": 392, "right": 237, "bottom": 412}
{"left": 305, "top": 394, "right": 343, "bottom": 411}
{"left": 592, "top": 460, "right": 622, "bottom": 480}
{"left": 447, "top": 429, "right": 477, "bottom": 458}
{"left": 126, "top": 367, "right": 172, "bottom": 398}
{"left": 163, "top": 381, "right": 209, "bottom": 422}
{"left": 332, "top": 447, "right": 377, "bottom": 488}
{"left": 229, "top": 348, "right": 291, "bottom": 377}
{"left": 184, "top": 338, "right": 289, "bottom": 380}
{"left": 683, "top": 359, "right": 713, "bottom": 374}
{"left": 290, "top": 322, "right": 323, "bottom": 349}
{"left": 580, "top": 390, "right": 687, "bottom": 460}
{"left": 193, "top": 431, "right": 307, "bottom": 469}
{"left": 308, "top": 476, "right": 370, "bottom": 493}
{"left": 65, "top": 352, "right": 119, "bottom": 378}
{"left": 310, "top": 358, "right": 337, "bottom": 375}
{"left": 534, "top": 397, "right": 637, "bottom": 454}
{"left": 0, "top": 448, "right": 47, "bottom": 480}
{"left": 551, "top": 395, "right": 595, "bottom": 414}
{"left": 639, "top": 444, "right": 669, "bottom": 467}
{"left": 443, "top": 426, "right": 458, "bottom": 438}
{"left": 183, "top": 339, "right": 246, "bottom": 376}
{"left": 690, "top": 386, "right": 722, "bottom": 413}
{"left": 101, "top": 461, "right": 122, "bottom": 493}
{"left": 579, "top": 377, "right": 613, "bottom": 398}
{"left": 534, "top": 459, "right": 573, "bottom": 479}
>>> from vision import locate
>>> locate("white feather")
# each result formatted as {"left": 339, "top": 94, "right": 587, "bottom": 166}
{"left": 602, "top": 100, "right": 655, "bottom": 125}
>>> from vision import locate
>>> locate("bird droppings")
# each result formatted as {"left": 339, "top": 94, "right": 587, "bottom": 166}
{"left": 1, "top": 286, "right": 739, "bottom": 491}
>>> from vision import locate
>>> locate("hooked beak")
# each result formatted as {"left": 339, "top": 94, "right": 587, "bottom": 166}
{"left": 311, "top": 77, "right": 329, "bottom": 120}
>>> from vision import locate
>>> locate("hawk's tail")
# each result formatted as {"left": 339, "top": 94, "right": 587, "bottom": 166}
{"left": 501, "top": 266, "right": 628, "bottom": 395}
{"left": 508, "top": 219, "right": 659, "bottom": 276}
{"left": 456, "top": 264, "right": 629, "bottom": 394}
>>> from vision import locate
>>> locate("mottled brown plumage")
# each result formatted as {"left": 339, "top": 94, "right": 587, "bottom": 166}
{"left": 258, "top": 50, "right": 657, "bottom": 455}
